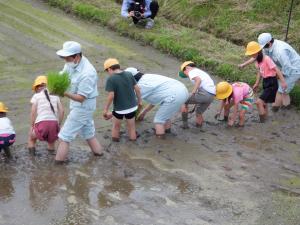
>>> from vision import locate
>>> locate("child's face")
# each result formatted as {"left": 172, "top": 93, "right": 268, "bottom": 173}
{"left": 35, "top": 84, "right": 46, "bottom": 93}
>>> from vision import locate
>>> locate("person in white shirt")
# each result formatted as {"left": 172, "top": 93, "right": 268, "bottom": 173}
{"left": 0, "top": 102, "right": 15, "bottom": 158}
{"left": 178, "top": 61, "right": 216, "bottom": 128}
{"left": 125, "top": 67, "right": 188, "bottom": 138}
{"left": 27, "top": 76, "right": 64, "bottom": 155}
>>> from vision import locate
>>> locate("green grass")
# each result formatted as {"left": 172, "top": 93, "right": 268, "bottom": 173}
{"left": 43, "top": 0, "right": 300, "bottom": 108}
{"left": 47, "top": 72, "right": 70, "bottom": 97}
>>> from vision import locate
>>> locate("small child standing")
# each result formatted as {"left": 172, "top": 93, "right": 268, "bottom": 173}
{"left": 103, "top": 58, "right": 142, "bottom": 142}
{"left": 245, "top": 41, "right": 287, "bottom": 122}
{"left": 0, "top": 102, "right": 15, "bottom": 158}
{"left": 28, "top": 76, "right": 64, "bottom": 155}
{"left": 215, "top": 81, "right": 254, "bottom": 127}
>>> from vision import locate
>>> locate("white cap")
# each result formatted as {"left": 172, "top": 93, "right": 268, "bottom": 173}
{"left": 258, "top": 33, "right": 272, "bottom": 48}
{"left": 125, "top": 67, "right": 139, "bottom": 76}
{"left": 56, "top": 41, "right": 82, "bottom": 57}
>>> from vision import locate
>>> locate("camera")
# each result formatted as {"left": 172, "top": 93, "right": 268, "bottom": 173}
{"left": 133, "top": 0, "right": 144, "bottom": 20}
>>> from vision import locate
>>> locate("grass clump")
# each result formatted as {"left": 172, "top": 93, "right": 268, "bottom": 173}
{"left": 47, "top": 72, "right": 70, "bottom": 97}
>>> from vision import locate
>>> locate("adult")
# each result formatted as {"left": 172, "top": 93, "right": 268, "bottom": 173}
{"left": 178, "top": 61, "right": 216, "bottom": 128}
{"left": 103, "top": 59, "right": 142, "bottom": 142}
{"left": 239, "top": 33, "right": 300, "bottom": 109}
{"left": 125, "top": 67, "right": 189, "bottom": 138}
{"left": 121, "top": 0, "right": 159, "bottom": 29}
{"left": 55, "top": 41, "right": 104, "bottom": 162}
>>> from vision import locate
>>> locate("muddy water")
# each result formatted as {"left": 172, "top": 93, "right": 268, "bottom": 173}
{"left": 0, "top": 0, "right": 300, "bottom": 224}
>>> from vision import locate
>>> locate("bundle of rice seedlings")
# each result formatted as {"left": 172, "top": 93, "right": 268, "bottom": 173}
{"left": 47, "top": 72, "right": 70, "bottom": 97}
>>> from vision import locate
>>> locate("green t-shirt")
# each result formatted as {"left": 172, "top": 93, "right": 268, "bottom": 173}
{"left": 105, "top": 71, "right": 137, "bottom": 111}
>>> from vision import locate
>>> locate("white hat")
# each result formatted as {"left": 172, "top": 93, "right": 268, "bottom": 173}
{"left": 258, "top": 33, "right": 272, "bottom": 48}
{"left": 125, "top": 67, "right": 139, "bottom": 76}
{"left": 56, "top": 41, "right": 82, "bottom": 57}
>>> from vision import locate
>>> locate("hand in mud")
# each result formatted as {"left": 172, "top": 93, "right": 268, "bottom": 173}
{"left": 238, "top": 64, "right": 244, "bottom": 69}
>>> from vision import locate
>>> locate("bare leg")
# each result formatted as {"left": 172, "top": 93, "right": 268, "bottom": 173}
{"left": 112, "top": 117, "right": 122, "bottom": 141}
{"left": 256, "top": 98, "right": 266, "bottom": 122}
{"left": 273, "top": 92, "right": 283, "bottom": 108}
{"left": 155, "top": 123, "right": 165, "bottom": 138}
{"left": 164, "top": 120, "right": 171, "bottom": 133}
{"left": 55, "top": 140, "right": 69, "bottom": 162}
{"left": 282, "top": 93, "right": 291, "bottom": 106}
{"left": 126, "top": 118, "right": 137, "bottom": 141}
{"left": 86, "top": 136, "right": 103, "bottom": 156}
{"left": 223, "top": 103, "right": 231, "bottom": 121}
{"left": 181, "top": 104, "right": 189, "bottom": 129}
{"left": 47, "top": 142, "right": 55, "bottom": 151}
{"left": 27, "top": 128, "right": 37, "bottom": 149}
{"left": 195, "top": 113, "right": 203, "bottom": 127}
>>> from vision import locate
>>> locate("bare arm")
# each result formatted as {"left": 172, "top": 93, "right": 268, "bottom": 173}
{"left": 137, "top": 104, "right": 155, "bottom": 121}
{"left": 57, "top": 100, "right": 64, "bottom": 125}
{"left": 64, "top": 92, "right": 86, "bottom": 103}
{"left": 238, "top": 57, "right": 255, "bottom": 69}
{"left": 30, "top": 104, "right": 37, "bottom": 127}
{"left": 228, "top": 103, "right": 238, "bottom": 126}
{"left": 275, "top": 67, "right": 287, "bottom": 91}
{"left": 253, "top": 72, "right": 261, "bottom": 91}
{"left": 134, "top": 84, "right": 142, "bottom": 106}
{"left": 103, "top": 92, "right": 114, "bottom": 118}
{"left": 191, "top": 76, "right": 201, "bottom": 94}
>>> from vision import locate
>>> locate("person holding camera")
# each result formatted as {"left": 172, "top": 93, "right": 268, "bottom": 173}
{"left": 121, "top": 0, "right": 159, "bottom": 29}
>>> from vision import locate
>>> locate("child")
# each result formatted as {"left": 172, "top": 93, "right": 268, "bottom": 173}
{"left": 178, "top": 61, "right": 216, "bottom": 128}
{"left": 28, "top": 76, "right": 64, "bottom": 155}
{"left": 103, "top": 58, "right": 142, "bottom": 142}
{"left": 245, "top": 41, "right": 287, "bottom": 122}
{"left": 215, "top": 81, "right": 254, "bottom": 127}
{"left": 0, "top": 102, "right": 15, "bottom": 158}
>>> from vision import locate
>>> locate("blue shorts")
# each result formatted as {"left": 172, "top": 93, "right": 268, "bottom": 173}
{"left": 0, "top": 134, "right": 15, "bottom": 150}
{"left": 154, "top": 85, "right": 189, "bottom": 124}
{"left": 278, "top": 73, "right": 300, "bottom": 93}
{"left": 58, "top": 108, "right": 95, "bottom": 142}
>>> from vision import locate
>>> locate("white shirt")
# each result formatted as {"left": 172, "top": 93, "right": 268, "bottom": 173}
{"left": 30, "top": 91, "right": 61, "bottom": 123}
{"left": 138, "top": 74, "right": 187, "bottom": 105}
{"left": 188, "top": 68, "right": 216, "bottom": 94}
{"left": 0, "top": 117, "right": 15, "bottom": 135}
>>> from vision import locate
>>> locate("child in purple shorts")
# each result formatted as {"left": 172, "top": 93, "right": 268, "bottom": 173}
{"left": 0, "top": 102, "right": 15, "bottom": 158}
{"left": 27, "top": 76, "right": 64, "bottom": 155}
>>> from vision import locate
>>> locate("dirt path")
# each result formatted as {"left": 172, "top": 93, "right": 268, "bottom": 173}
{"left": 0, "top": 0, "right": 299, "bottom": 225}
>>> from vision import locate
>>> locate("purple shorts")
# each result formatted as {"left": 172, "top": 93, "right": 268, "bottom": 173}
{"left": 0, "top": 134, "right": 15, "bottom": 150}
{"left": 34, "top": 120, "right": 59, "bottom": 144}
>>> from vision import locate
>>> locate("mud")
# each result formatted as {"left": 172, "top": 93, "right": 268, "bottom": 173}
{"left": 0, "top": 0, "right": 299, "bottom": 224}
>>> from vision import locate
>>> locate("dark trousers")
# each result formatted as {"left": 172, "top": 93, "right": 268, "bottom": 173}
{"left": 128, "top": 0, "right": 159, "bottom": 24}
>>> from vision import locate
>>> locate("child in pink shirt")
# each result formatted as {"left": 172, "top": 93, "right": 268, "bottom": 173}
{"left": 27, "top": 76, "right": 64, "bottom": 155}
{"left": 245, "top": 41, "right": 287, "bottom": 122}
{"left": 216, "top": 82, "right": 254, "bottom": 127}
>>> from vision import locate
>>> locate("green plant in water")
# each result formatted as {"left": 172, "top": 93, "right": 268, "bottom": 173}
{"left": 47, "top": 72, "right": 70, "bottom": 97}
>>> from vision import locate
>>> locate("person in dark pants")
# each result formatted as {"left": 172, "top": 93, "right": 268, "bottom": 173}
{"left": 0, "top": 102, "right": 15, "bottom": 158}
{"left": 121, "top": 0, "right": 159, "bottom": 29}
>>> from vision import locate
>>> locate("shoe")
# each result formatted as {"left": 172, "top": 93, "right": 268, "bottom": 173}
{"left": 259, "top": 115, "right": 266, "bottom": 123}
{"left": 3, "top": 147, "right": 11, "bottom": 158}
{"left": 28, "top": 147, "right": 36, "bottom": 156}
{"left": 145, "top": 19, "right": 154, "bottom": 29}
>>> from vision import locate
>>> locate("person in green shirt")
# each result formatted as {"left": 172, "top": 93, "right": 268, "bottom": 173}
{"left": 103, "top": 58, "right": 142, "bottom": 142}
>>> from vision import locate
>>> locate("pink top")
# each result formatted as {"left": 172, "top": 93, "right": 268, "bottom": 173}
{"left": 232, "top": 82, "right": 250, "bottom": 104}
{"left": 255, "top": 55, "right": 277, "bottom": 78}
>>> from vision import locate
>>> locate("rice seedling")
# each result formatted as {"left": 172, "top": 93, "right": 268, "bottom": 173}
{"left": 47, "top": 72, "right": 70, "bottom": 97}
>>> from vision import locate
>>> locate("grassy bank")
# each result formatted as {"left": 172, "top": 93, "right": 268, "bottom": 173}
{"left": 44, "top": 0, "right": 300, "bottom": 108}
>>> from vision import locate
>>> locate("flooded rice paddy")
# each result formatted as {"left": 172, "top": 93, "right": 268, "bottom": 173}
{"left": 0, "top": 0, "right": 299, "bottom": 224}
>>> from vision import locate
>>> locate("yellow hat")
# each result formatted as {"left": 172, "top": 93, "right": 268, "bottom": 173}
{"left": 0, "top": 102, "right": 8, "bottom": 112}
{"left": 32, "top": 75, "right": 47, "bottom": 90}
{"left": 245, "top": 41, "right": 262, "bottom": 56}
{"left": 103, "top": 58, "right": 119, "bottom": 70}
{"left": 180, "top": 61, "right": 194, "bottom": 71}
{"left": 216, "top": 81, "right": 233, "bottom": 100}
